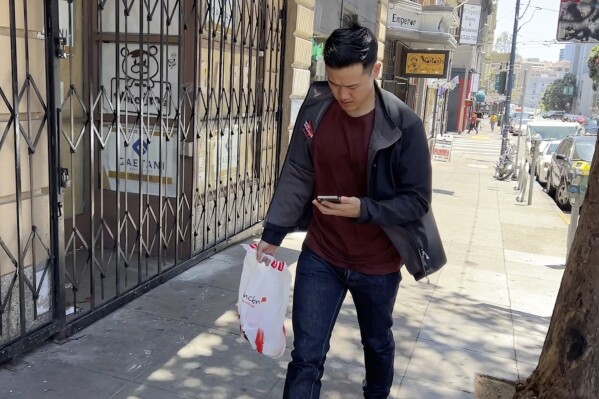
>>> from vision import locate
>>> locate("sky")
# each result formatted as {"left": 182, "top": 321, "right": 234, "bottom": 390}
{"left": 494, "top": 0, "right": 563, "bottom": 61}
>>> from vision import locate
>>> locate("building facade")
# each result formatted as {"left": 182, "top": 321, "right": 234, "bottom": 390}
{"left": 570, "top": 43, "right": 597, "bottom": 116}
{"left": 2, "top": 0, "right": 478, "bottom": 362}
{"left": 446, "top": 0, "right": 496, "bottom": 133}
{"left": 560, "top": 43, "right": 575, "bottom": 63}
{"left": 1, "top": 0, "right": 287, "bottom": 361}
{"left": 384, "top": 0, "right": 460, "bottom": 139}
{"left": 520, "top": 60, "right": 571, "bottom": 110}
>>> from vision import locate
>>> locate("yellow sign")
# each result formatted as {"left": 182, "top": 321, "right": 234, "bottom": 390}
{"left": 404, "top": 51, "right": 448, "bottom": 77}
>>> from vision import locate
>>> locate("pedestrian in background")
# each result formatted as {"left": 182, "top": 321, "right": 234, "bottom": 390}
{"left": 476, "top": 111, "right": 483, "bottom": 129}
{"left": 490, "top": 113, "right": 498, "bottom": 132}
{"left": 256, "top": 22, "right": 445, "bottom": 399}
{"left": 467, "top": 111, "right": 479, "bottom": 134}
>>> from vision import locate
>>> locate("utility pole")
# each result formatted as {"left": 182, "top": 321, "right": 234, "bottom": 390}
{"left": 501, "top": 0, "right": 521, "bottom": 156}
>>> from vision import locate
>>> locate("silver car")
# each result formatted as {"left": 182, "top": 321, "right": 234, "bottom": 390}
{"left": 535, "top": 140, "right": 561, "bottom": 186}
{"left": 511, "top": 118, "right": 533, "bottom": 135}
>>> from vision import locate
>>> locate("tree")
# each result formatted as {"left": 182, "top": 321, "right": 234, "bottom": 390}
{"left": 494, "top": 31, "right": 513, "bottom": 53}
{"left": 513, "top": 54, "right": 599, "bottom": 399}
{"left": 540, "top": 74, "right": 577, "bottom": 112}
{"left": 587, "top": 45, "right": 599, "bottom": 90}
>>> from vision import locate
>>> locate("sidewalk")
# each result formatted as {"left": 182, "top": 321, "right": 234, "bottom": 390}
{"left": 0, "top": 124, "right": 569, "bottom": 399}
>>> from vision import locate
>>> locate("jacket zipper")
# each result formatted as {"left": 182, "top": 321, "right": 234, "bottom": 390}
{"left": 419, "top": 248, "right": 431, "bottom": 284}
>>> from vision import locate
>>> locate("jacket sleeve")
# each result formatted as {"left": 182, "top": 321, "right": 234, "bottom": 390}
{"left": 261, "top": 108, "right": 316, "bottom": 246}
{"left": 356, "top": 118, "right": 432, "bottom": 226}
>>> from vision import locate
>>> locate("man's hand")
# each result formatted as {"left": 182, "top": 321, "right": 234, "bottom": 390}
{"left": 256, "top": 240, "right": 278, "bottom": 263}
{"left": 312, "top": 196, "right": 361, "bottom": 218}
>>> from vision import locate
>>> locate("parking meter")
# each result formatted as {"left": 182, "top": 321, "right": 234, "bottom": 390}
{"left": 566, "top": 161, "right": 591, "bottom": 258}
{"left": 527, "top": 134, "right": 542, "bottom": 205}
{"left": 567, "top": 161, "right": 591, "bottom": 207}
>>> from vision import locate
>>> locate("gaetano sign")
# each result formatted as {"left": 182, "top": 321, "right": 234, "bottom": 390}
{"left": 402, "top": 50, "right": 450, "bottom": 78}
{"left": 101, "top": 126, "right": 177, "bottom": 198}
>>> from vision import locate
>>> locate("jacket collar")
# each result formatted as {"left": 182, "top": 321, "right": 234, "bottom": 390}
{"left": 305, "top": 81, "right": 402, "bottom": 151}
{"left": 372, "top": 85, "right": 403, "bottom": 151}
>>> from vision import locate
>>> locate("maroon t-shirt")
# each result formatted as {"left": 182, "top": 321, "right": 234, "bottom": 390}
{"left": 304, "top": 101, "right": 402, "bottom": 275}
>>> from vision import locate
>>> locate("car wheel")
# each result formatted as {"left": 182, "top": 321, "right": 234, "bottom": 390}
{"left": 546, "top": 170, "right": 556, "bottom": 196}
{"left": 555, "top": 179, "right": 572, "bottom": 211}
{"left": 538, "top": 172, "right": 547, "bottom": 187}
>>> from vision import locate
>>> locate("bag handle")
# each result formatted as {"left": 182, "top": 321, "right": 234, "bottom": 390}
{"left": 242, "top": 244, "right": 287, "bottom": 270}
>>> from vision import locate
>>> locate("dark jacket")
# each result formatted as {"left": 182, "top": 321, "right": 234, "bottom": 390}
{"left": 262, "top": 82, "right": 446, "bottom": 281}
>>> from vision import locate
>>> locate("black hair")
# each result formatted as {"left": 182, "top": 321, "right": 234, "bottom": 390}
{"left": 323, "top": 22, "right": 378, "bottom": 72}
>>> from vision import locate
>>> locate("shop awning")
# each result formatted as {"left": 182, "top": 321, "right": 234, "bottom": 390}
{"left": 386, "top": 1, "right": 459, "bottom": 51}
{"left": 386, "top": 30, "right": 458, "bottom": 51}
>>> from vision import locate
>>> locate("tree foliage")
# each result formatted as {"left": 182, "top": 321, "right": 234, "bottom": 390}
{"left": 494, "top": 31, "right": 513, "bottom": 53}
{"left": 587, "top": 45, "right": 599, "bottom": 90}
{"left": 540, "top": 73, "right": 577, "bottom": 112}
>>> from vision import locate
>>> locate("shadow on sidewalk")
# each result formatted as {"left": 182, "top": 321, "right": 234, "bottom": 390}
{"left": 1, "top": 256, "right": 552, "bottom": 399}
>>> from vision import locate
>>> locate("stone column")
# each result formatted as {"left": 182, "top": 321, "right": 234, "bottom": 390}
{"left": 376, "top": 0, "right": 388, "bottom": 81}
{"left": 279, "top": 0, "right": 314, "bottom": 167}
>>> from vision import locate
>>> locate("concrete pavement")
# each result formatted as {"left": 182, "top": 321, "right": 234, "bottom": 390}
{"left": 0, "top": 123, "right": 570, "bottom": 398}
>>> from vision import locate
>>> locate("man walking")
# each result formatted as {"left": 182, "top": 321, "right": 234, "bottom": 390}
{"left": 256, "top": 23, "right": 445, "bottom": 399}
{"left": 467, "top": 110, "right": 479, "bottom": 134}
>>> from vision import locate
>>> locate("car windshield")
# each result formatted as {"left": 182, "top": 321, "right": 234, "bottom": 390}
{"left": 528, "top": 125, "right": 579, "bottom": 139}
{"left": 547, "top": 143, "right": 559, "bottom": 154}
{"left": 574, "top": 143, "right": 596, "bottom": 162}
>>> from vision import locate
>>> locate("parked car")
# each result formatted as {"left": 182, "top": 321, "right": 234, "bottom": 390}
{"left": 535, "top": 140, "right": 561, "bottom": 186}
{"left": 546, "top": 136, "right": 597, "bottom": 210}
{"left": 524, "top": 120, "right": 581, "bottom": 163}
{"left": 510, "top": 111, "right": 534, "bottom": 122}
{"left": 542, "top": 110, "right": 565, "bottom": 119}
{"left": 585, "top": 119, "right": 599, "bottom": 135}
{"left": 510, "top": 118, "right": 533, "bottom": 135}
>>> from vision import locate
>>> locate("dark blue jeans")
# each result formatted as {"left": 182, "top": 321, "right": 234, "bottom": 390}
{"left": 282, "top": 249, "right": 402, "bottom": 399}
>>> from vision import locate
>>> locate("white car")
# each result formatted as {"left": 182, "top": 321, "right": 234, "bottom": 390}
{"left": 524, "top": 121, "right": 582, "bottom": 163}
{"left": 511, "top": 118, "right": 533, "bottom": 135}
{"left": 535, "top": 140, "right": 561, "bottom": 186}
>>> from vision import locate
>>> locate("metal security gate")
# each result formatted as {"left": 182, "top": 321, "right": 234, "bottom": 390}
{"left": 0, "top": 0, "right": 285, "bottom": 361}
{"left": 0, "top": 0, "right": 62, "bottom": 360}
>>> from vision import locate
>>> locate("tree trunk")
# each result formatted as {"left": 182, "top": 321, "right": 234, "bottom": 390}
{"left": 514, "top": 143, "right": 599, "bottom": 398}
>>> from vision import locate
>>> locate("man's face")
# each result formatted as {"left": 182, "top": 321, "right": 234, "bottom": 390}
{"left": 326, "top": 62, "right": 381, "bottom": 116}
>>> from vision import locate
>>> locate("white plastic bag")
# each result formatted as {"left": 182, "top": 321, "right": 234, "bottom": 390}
{"left": 238, "top": 243, "right": 291, "bottom": 358}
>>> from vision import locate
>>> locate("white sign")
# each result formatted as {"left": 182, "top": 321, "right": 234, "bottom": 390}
{"left": 470, "top": 73, "right": 480, "bottom": 94}
{"left": 387, "top": 8, "right": 422, "bottom": 31}
{"left": 432, "top": 136, "right": 453, "bottom": 162}
{"left": 101, "top": 43, "right": 179, "bottom": 118}
{"left": 197, "top": 124, "right": 242, "bottom": 190}
{"left": 101, "top": 126, "right": 177, "bottom": 198}
{"left": 459, "top": 4, "right": 482, "bottom": 45}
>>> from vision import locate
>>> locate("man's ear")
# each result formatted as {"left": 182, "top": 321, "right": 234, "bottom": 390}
{"left": 371, "top": 62, "right": 382, "bottom": 79}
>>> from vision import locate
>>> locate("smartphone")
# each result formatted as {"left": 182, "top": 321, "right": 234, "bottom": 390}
{"left": 316, "top": 195, "right": 341, "bottom": 204}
